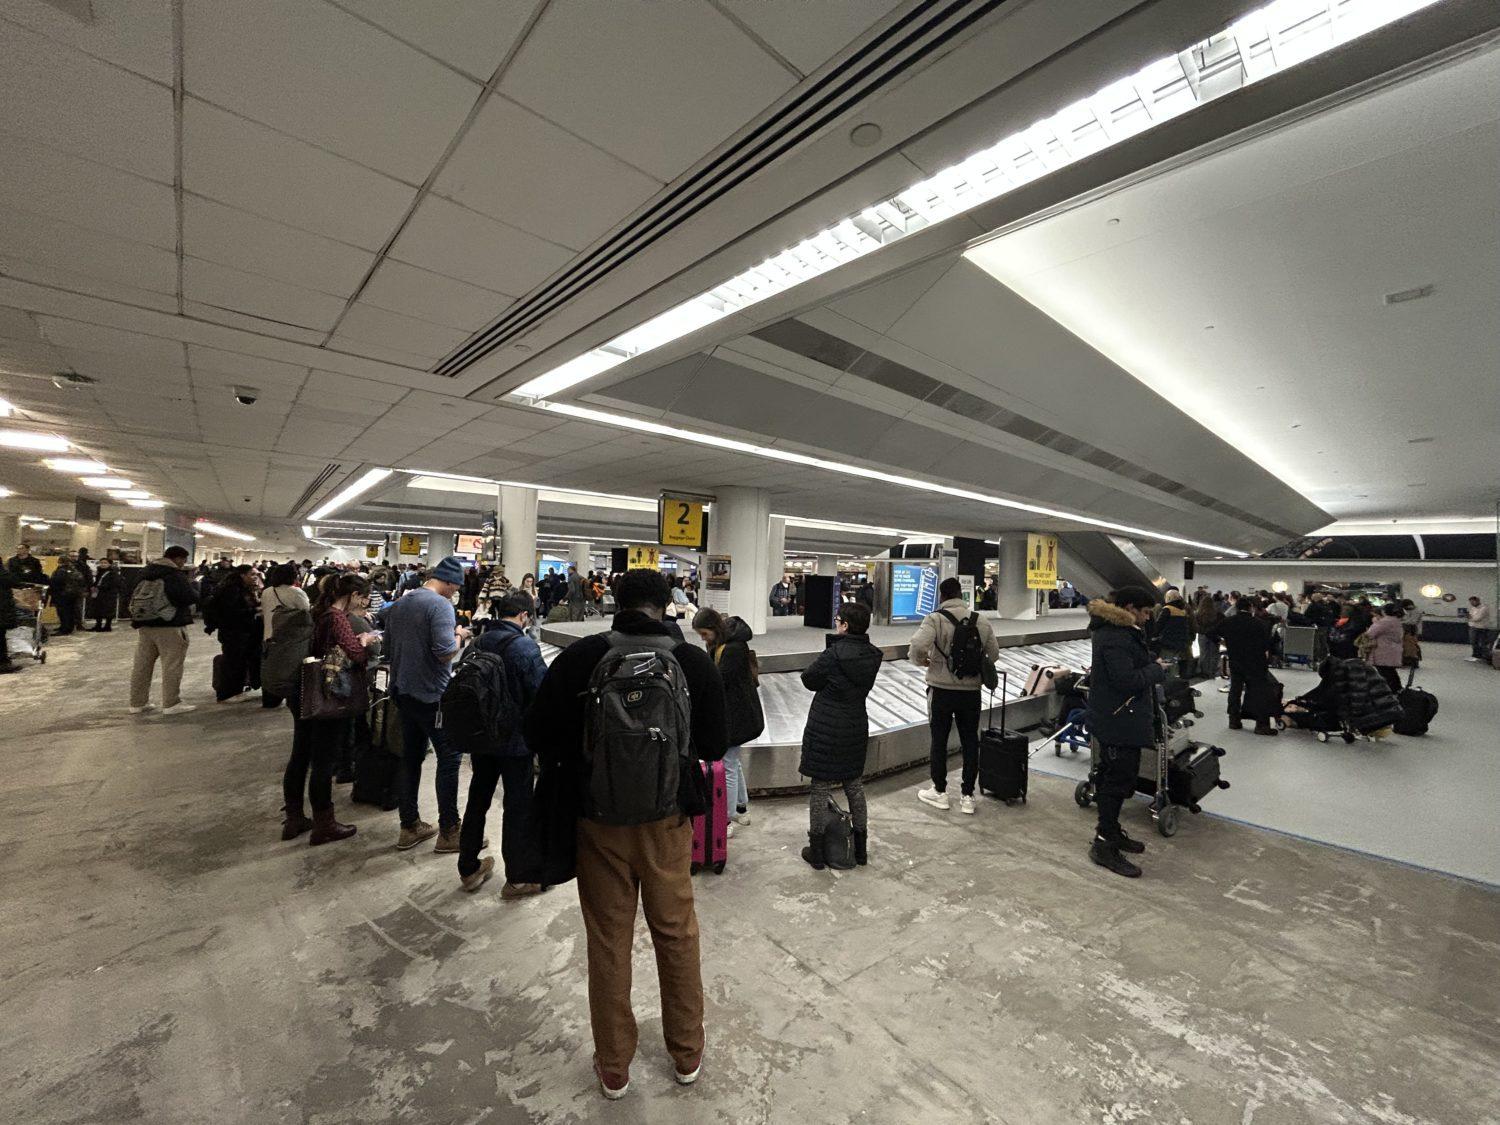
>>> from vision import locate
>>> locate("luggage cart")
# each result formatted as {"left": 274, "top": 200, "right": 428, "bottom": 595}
{"left": 1282, "top": 625, "right": 1326, "bottom": 668}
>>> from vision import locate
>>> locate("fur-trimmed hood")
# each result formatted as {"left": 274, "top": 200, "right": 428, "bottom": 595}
{"left": 1088, "top": 598, "right": 1139, "bottom": 629}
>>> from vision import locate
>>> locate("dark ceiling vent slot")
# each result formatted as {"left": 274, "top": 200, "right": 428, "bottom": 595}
{"left": 290, "top": 463, "right": 343, "bottom": 518}
{"left": 434, "top": 0, "right": 1008, "bottom": 378}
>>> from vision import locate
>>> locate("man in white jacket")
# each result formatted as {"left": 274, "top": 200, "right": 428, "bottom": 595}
{"left": 908, "top": 578, "right": 1000, "bottom": 815}
{"left": 1466, "top": 596, "right": 1494, "bottom": 662}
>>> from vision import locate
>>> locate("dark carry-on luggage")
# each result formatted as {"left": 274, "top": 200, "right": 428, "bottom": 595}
{"left": 822, "top": 799, "right": 856, "bottom": 870}
{"left": 1393, "top": 687, "right": 1438, "bottom": 736}
{"left": 978, "top": 671, "right": 1027, "bottom": 803}
{"left": 352, "top": 677, "right": 402, "bottom": 810}
{"left": 1161, "top": 677, "right": 1201, "bottom": 723}
{"left": 1241, "top": 672, "right": 1284, "bottom": 722}
{"left": 691, "top": 759, "right": 728, "bottom": 875}
{"left": 1167, "top": 745, "right": 1229, "bottom": 811}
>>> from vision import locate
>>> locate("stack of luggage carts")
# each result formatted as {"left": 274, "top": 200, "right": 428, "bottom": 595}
{"left": 6, "top": 585, "right": 47, "bottom": 665}
{"left": 1074, "top": 678, "right": 1228, "bottom": 837}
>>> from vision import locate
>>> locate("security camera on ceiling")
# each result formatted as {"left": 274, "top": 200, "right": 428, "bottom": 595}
{"left": 232, "top": 386, "right": 260, "bottom": 406}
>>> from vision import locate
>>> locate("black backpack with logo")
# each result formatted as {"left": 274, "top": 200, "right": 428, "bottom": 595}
{"left": 937, "top": 609, "right": 987, "bottom": 680}
{"left": 439, "top": 638, "right": 522, "bottom": 756}
{"left": 583, "top": 633, "right": 693, "bottom": 825}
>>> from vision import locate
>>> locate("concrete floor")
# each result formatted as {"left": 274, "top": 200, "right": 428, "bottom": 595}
{"left": 1032, "top": 645, "right": 1500, "bottom": 886}
{"left": 3, "top": 629, "right": 1499, "bottom": 1124}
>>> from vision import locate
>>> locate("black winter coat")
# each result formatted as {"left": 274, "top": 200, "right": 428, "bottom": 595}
{"left": 1217, "top": 613, "right": 1273, "bottom": 671}
{"left": 87, "top": 567, "right": 122, "bottom": 618}
{"left": 1086, "top": 600, "right": 1165, "bottom": 747}
{"left": 6, "top": 554, "right": 45, "bottom": 584}
{"left": 130, "top": 559, "right": 199, "bottom": 628}
{"left": 798, "top": 633, "right": 882, "bottom": 782}
{"left": 712, "top": 616, "right": 765, "bottom": 748}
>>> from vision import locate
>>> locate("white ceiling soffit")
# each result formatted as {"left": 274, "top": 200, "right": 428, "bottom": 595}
{"left": 481, "top": 0, "right": 1493, "bottom": 405}
{"left": 968, "top": 41, "right": 1500, "bottom": 523}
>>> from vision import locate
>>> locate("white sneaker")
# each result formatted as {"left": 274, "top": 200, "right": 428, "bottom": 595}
{"left": 1465, "top": 656, "right": 1481, "bottom": 662}
{"left": 918, "top": 786, "right": 951, "bottom": 811}
{"left": 229, "top": 691, "right": 260, "bottom": 703}
{"left": 726, "top": 822, "right": 736, "bottom": 839}
{"left": 731, "top": 811, "right": 751, "bottom": 826}
{"left": 128, "top": 704, "right": 155, "bottom": 715}
{"left": 957, "top": 795, "right": 976, "bottom": 815}
{"left": 161, "top": 703, "right": 197, "bottom": 716}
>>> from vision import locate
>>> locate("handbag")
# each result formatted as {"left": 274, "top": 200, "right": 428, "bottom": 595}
{"left": 298, "top": 646, "right": 369, "bottom": 721}
{"left": 822, "top": 798, "right": 856, "bottom": 869}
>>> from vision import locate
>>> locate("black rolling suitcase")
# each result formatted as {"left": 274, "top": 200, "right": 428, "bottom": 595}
{"left": 1393, "top": 687, "right": 1437, "bottom": 736}
{"left": 978, "top": 671, "right": 1028, "bottom": 803}
{"left": 351, "top": 669, "right": 403, "bottom": 811}
{"left": 1167, "top": 744, "right": 1229, "bottom": 811}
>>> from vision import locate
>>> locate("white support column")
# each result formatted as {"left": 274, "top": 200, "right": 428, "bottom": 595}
{"left": 765, "top": 515, "right": 787, "bottom": 613}
{"left": 996, "top": 535, "right": 1037, "bottom": 620}
{"left": 569, "top": 540, "right": 592, "bottom": 572}
{"left": 425, "top": 530, "right": 455, "bottom": 566}
{"left": 814, "top": 554, "right": 838, "bottom": 577}
{"left": 499, "top": 485, "right": 538, "bottom": 582}
{"left": 707, "top": 486, "right": 772, "bottom": 635}
{"left": 0, "top": 514, "right": 20, "bottom": 560}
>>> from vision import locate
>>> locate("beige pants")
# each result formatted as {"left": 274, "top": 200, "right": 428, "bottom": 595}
{"left": 130, "top": 627, "right": 190, "bottom": 709}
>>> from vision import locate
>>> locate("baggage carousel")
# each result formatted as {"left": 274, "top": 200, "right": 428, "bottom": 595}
{"left": 537, "top": 631, "right": 1094, "bottom": 795}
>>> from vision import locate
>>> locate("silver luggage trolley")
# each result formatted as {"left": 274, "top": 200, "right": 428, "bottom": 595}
{"left": 9, "top": 586, "right": 47, "bottom": 664}
{"left": 1282, "top": 625, "right": 1326, "bottom": 668}
{"left": 1073, "top": 686, "right": 1186, "bottom": 836}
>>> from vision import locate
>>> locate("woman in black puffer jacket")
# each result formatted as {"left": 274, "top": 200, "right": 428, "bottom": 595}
{"left": 798, "top": 602, "right": 882, "bottom": 870}
{"left": 692, "top": 609, "right": 765, "bottom": 834}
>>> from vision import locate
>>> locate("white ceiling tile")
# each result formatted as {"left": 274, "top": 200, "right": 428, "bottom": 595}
{"left": 2, "top": 0, "right": 174, "bottom": 82}
{"left": 329, "top": 302, "right": 468, "bottom": 359}
{"left": 188, "top": 345, "right": 309, "bottom": 387}
{"left": 184, "top": 0, "right": 480, "bottom": 183}
{"left": 498, "top": 0, "right": 796, "bottom": 180}
{"left": 435, "top": 96, "right": 663, "bottom": 251}
{"left": 0, "top": 256, "right": 179, "bottom": 317}
{"left": 35, "top": 319, "right": 184, "bottom": 365}
{"left": 0, "top": 21, "right": 174, "bottom": 181}
{"left": 717, "top": 0, "right": 901, "bottom": 75}
{"left": 333, "top": 0, "right": 534, "bottom": 80}
{"left": 184, "top": 257, "right": 350, "bottom": 332}
{"left": 180, "top": 302, "right": 329, "bottom": 347}
{"left": 387, "top": 195, "right": 573, "bottom": 294}
{"left": 322, "top": 337, "right": 435, "bottom": 370}
{"left": 182, "top": 97, "right": 418, "bottom": 250}
{"left": 0, "top": 135, "right": 176, "bottom": 248}
{"left": 0, "top": 206, "right": 177, "bottom": 295}
{"left": 183, "top": 195, "right": 376, "bottom": 297}
{"left": 302, "top": 369, "right": 411, "bottom": 404}
{"left": 358, "top": 258, "right": 512, "bottom": 330}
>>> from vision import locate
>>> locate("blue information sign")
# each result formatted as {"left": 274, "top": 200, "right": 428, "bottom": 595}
{"left": 890, "top": 563, "right": 939, "bottom": 622}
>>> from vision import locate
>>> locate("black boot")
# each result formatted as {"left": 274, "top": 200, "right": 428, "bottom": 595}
{"left": 1228, "top": 718, "right": 1243, "bottom": 730}
{"left": 801, "top": 832, "right": 826, "bottom": 870}
{"left": 1253, "top": 724, "right": 1278, "bottom": 736}
{"left": 1090, "top": 835, "right": 1141, "bottom": 878}
{"left": 852, "top": 829, "right": 868, "bottom": 867}
{"left": 1110, "top": 830, "right": 1146, "bottom": 855}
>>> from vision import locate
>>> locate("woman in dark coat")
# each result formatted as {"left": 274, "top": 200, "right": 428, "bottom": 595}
{"left": 87, "top": 558, "right": 122, "bottom": 631}
{"left": 207, "top": 566, "right": 263, "bottom": 703}
{"left": 798, "top": 602, "right": 882, "bottom": 870}
{"left": 692, "top": 608, "right": 765, "bottom": 833}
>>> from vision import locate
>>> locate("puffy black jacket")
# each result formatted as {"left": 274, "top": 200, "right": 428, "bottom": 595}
{"left": 798, "top": 633, "right": 882, "bottom": 782}
{"left": 6, "top": 554, "right": 45, "bottom": 584}
{"left": 712, "top": 616, "right": 765, "bottom": 748}
{"left": 1086, "top": 600, "right": 1165, "bottom": 747}
{"left": 130, "top": 559, "right": 199, "bottom": 628}
{"left": 524, "top": 610, "right": 728, "bottom": 819}
{"left": 1152, "top": 603, "right": 1190, "bottom": 652}
{"left": 1217, "top": 612, "right": 1273, "bottom": 670}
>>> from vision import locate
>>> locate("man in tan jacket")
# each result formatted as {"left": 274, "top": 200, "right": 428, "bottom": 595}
{"left": 909, "top": 578, "right": 1000, "bottom": 815}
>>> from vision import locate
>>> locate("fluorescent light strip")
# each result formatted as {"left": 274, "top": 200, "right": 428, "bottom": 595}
{"left": 780, "top": 515, "right": 940, "bottom": 539}
{"left": 106, "top": 490, "right": 151, "bottom": 500}
{"left": 0, "top": 486, "right": 12, "bottom": 498}
{"left": 44, "top": 458, "right": 108, "bottom": 473}
{"left": 306, "top": 467, "right": 394, "bottom": 521}
{"left": 81, "top": 476, "right": 132, "bottom": 489}
{"left": 145, "top": 521, "right": 165, "bottom": 530}
{"left": 535, "top": 400, "right": 1250, "bottom": 556}
{"left": 301, "top": 525, "right": 315, "bottom": 539}
{"left": 509, "top": 0, "right": 1443, "bottom": 403}
{"left": 398, "top": 468, "right": 653, "bottom": 507}
{"left": 0, "top": 430, "right": 70, "bottom": 452}
{"left": 127, "top": 499, "right": 165, "bottom": 509}
{"left": 0, "top": 397, "right": 13, "bottom": 418}
{"left": 194, "top": 519, "right": 255, "bottom": 542}
{"left": 316, "top": 519, "right": 479, "bottom": 534}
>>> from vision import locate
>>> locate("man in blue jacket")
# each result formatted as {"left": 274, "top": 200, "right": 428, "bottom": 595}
{"left": 459, "top": 592, "right": 548, "bottom": 896}
{"left": 1086, "top": 587, "right": 1169, "bottom": 878}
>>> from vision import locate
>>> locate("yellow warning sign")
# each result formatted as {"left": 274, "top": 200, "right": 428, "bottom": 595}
{"left": 1026, "top": 533, "right": 1058, "bottom": 590}
{"left": 365, "top": 544, "right": 379, "bottom": 559}
{"left": 398, "top": 533, "right": 422, "bottom": 556}
{"left": 658, "top": 494, "right": 708, "bottom": 551}
{"left": 627, "top": 544, "right": 659, "bottom": 570}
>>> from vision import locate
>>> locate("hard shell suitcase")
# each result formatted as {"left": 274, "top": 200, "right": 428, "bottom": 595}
{"left": 1393, "top": 687, "right": 1438, "bottom": 736}
{"left": 211, "top": 653, "right": 245, "bottom": 698}
{"left": 978, "top": 671, "right": 1027, "bottom": 803}
{"left": 1023, "top": 664, "right": 1071, "bottom": 695}
{"left": 691, "top": 759, "right": 728, "bottom": 875}
{"left": 1167, "top": 744, "right": 1229, "bottom": 810}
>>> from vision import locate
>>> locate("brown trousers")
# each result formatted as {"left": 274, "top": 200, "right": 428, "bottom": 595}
{"left": 129, "top": 626, "right": 190, "bottom": 709}
{"left": 575, "top": 815, "right": 704, "bottom": 1073}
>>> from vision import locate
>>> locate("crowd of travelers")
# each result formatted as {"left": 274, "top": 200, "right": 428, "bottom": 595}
{"left": 5, "top": 540, "right": 1493, "bottom": 1099}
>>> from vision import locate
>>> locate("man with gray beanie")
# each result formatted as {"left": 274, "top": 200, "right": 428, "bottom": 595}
{"left": 385, "top": 555, "right": 475, "bottom": 853}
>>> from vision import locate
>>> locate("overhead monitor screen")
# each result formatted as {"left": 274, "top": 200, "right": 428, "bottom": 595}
{"left": 889, "top": 562, "right": 939, "bottom": 622}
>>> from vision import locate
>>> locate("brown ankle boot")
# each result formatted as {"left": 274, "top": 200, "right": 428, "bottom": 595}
{"left": 281, "top": 805, "right": 314, "bottom": 841}
{"left": 308, "top": 806, "right": 357, "bottom": 846}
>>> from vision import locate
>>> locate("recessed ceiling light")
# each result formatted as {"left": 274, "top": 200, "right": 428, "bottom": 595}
{"left": 1289, "top": 423, "right": 1300, "bottom": 429}
{"left": 127, "top": 498, "right": 166, "bottom": 509}
{"left": 0, "top": 486, "right": 13, "bottom": 498}
{"left": 1407, "top": 436, "right": 1434, "bottom": 444}
{"left": 0, "top": 429, "right": 69, "bottom": 452}
{"left": 1105, "top": 218, "right": 1120, "bottom": 226}
{"left": 44, "top": 458, "right": 108, "bottom": 473}
{"left": 1204, "top": 325, "right": 1215, "bottom": 331}
{"left": 0, "top": 397, "right": 15, "bottom": 417}
{"left": 81, "top": 476, "right": 132, "bottom": 489}
{"left": 106, "top": 490, "right": 151, "bottom": 500}
{"left": 849, "top": 122, "right": 883, "bottom": 147}
{"left": 1383, "top": 284, "right": 1434, "bottom": 305}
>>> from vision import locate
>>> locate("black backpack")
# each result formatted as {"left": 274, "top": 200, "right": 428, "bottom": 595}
{"left": 438, "top": 638, "right": 522, "bottom": 756}
{"left": 937, "top": 610, "right": 986, "bottom": 680}
{"left": 1393, "top": 687, "right": 1438, "bottom": 736}
{"left": 583, "top": 633, "right": 693, "bottom": 825}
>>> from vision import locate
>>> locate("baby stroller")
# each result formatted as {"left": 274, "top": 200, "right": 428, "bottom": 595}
{"left": 1282, "top": 657, "right": 1401, "bottom": 743}
{"left": 1049, "top": 671, "right": 1091, "bottom": 756}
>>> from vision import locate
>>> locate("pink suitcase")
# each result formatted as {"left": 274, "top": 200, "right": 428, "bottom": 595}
{"left": 1024, "top": 664, "right": 1072, "bottom": 695}
{"left": 691, "top": 760, "right": 728, "bottom": 875}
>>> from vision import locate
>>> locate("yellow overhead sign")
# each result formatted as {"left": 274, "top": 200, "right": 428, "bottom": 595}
{"left": 365, "top": 545, "right": 379, "bottom": 559}
{"left": 1025, "top": 533, "right": 1058, "bottom": 590}
{"left": 658, "top": 494, "right": 708, "bottom": 551}
{"left": 398, "top": 533, "right": 422, "bottom": 556}
{"left": 627, "top": 544, "right": 660, "bottom": 570}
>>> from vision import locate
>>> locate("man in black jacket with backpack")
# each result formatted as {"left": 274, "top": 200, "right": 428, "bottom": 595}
{"left": 524, "top": 568, "right": 727, "bottom": 1102}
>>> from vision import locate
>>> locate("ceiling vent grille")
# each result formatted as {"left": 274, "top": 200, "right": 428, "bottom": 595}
{"left": 751, "top": 317, "right": 1298, "bottom": 538}
{"left": 434, "top": 0, "right": 1006, "bottom": 378}
{"left": 290, "top": 464, "right": 343, "bottom": 518}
